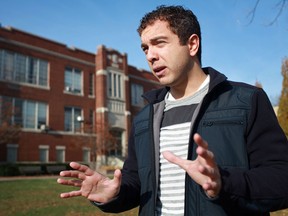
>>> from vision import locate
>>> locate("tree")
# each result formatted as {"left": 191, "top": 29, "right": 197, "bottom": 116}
{"left": 255, "top": 80, "right": 263, "bottom": 88}
{"left": 0, "top": 98, "right": 21, "bottom": 145}
{"left": 246, "top": 0, "right": 287, "bottom": 25}
{"left": 73, "top": 121, "right": 116, "bottom": 170}
{"left": 277, "top": 58, "right": 288, "bottom": 136}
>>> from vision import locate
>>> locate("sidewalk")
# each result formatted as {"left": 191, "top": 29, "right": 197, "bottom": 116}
{"left": 0, "top": 175, "right": 58, "bottom": 181}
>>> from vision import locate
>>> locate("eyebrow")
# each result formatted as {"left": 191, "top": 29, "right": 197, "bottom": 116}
{"left": 141, "top": 35, "right": 168, "bottom": 48}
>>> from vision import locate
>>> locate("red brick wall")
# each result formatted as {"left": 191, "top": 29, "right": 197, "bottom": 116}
{"left": 0, "top": 26, "right": 161, "bottom": 163}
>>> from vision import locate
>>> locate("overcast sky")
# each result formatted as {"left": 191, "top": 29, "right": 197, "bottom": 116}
{"left": 1, "top": 0, "right": 287, "bottom": 104}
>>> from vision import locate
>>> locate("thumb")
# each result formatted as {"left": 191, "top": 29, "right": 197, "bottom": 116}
{"left": 113, "top": 169, "right": 122, "bottom": 185}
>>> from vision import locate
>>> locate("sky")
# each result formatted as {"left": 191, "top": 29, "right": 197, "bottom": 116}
{"left": 0, "top": 0, "right": 287, "bottom": 105}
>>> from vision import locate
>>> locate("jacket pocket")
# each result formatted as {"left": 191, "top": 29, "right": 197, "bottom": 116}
{"left": 134, "top": 119, "right": 149, "bottom": 136}
{"left": 203, "top": 119, "right": 244, "bottom": 127}
{"left": 200, "top": 117, "right": 248, "bottom": 168}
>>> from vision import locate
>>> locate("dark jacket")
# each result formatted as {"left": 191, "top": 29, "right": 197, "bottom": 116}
{"left": 97, "top": 67, "right": 288, "bottom": 215}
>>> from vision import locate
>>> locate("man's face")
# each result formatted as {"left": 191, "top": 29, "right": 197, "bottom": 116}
{"left": 140, "top": 20, "right": 194, "bottom": 88}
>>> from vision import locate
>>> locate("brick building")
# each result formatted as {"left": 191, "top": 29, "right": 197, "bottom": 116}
{"left": 0, "top": 25, "right": 160, "bottom": 168}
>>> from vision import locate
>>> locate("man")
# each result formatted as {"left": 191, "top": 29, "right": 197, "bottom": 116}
{"left": 58, "top": 5, "right": 288, "bottom": 216}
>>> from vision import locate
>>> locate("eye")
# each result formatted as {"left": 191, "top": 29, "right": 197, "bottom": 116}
{"left": 156, "top": 40, "right": 166, "bottom": 47}
{"left": 141, "top": 46, "right": 148, "bottom": 54}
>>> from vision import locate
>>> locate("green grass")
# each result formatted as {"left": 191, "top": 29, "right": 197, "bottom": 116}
{"left": 0, "top": 177, "right": 287, "bottom": 216}
{"left": 0, "top": 178, "right": 137, "bottom": 216}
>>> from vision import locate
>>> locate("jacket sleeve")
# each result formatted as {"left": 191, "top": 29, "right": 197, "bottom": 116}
{"left": 94, "top": 125, "right": 141, "bottom": 213}
{"left": 219, "top": 88, "right": 288, "bottom": 212}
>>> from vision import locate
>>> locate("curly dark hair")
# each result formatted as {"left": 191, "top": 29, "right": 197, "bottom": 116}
{"left": 137, "top": 5, "right": 202, "bottom": 64}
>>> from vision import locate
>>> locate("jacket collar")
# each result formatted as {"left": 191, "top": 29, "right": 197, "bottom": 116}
{"left": 142, "top": 67, "right": 227, "bottom": 104}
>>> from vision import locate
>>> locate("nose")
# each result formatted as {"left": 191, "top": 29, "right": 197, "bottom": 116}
{"left": 146, "top": 47, "right": 158, "bottom": 63}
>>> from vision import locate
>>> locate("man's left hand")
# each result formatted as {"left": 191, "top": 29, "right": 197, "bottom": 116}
{"left": 162, "top": 133, "right": 222, "bottom": 198}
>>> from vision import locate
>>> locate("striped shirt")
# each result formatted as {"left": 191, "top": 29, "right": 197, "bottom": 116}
{"left": 156, "top": 76, "right": 209, "bottom": 216}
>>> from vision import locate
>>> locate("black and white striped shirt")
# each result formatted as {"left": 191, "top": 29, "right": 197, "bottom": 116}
{"left": 156, "top": 76, "right": 209, "bottom": 216}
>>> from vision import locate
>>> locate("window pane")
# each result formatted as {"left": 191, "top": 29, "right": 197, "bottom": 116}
{"left": 108, "top": 73, "right": 112, "bottom": 97}
{"left": 118, "top": 74, "right": 121, "bottom": 98}
{"left": 131, "top": 83, "right": 144, "bottom": 106}
{"left": 28, "top": 58, "right": 37, "bottom": 84}
{"left": 109, "top": 130, "right": 122, "bottom": 156}
{"left": 113, "top": 74, "right": 117, "bottom": 97}
{"left": 73, "top": 69, "right": 82, "bottom": 93}
{"left": 56, "top": 149, "right": 65, "bottom": 162}
{"left": 65, "top": 67, "right": 82, "bottom": 94}
{"left": 74, "top": 108, "right": 81, "bottom": 131}
{"left": 25, "top": 101, "right": 36, "bottom": 128}
{"left": 65, "top": 68, "right": 73, "bottom": 90}
{"left": 39, "top": 60, "right": 48, "bottom": 86}
{"left": 64, "top": 107, "right": 82, "bottom": 132}
{"left": 64, "top": 107, "right": 72, "bottom": 131}
{"left": 38, "top": 103, "right": 47, "bottom": 128}
{"left": 7, "top": 144, "right": 18, "bottom": 162}
{"left": 89, "top": 73, "right": 94, "bottom": 95}
{"left": 83, "top": 148, "right": 90, "bottom": 163}
{"left": 14, "top": 98, "right": 23, "bottom": 126}
{"left": 107, "top": 71, "right": 123, "bottom": 99}
{"left": 15, "top": 54, "right": 26, "bottom": 82}
{"left": 89, "top": 109, "right": 94, "bottom": 126}
{"left": 39, "top": 148, "right": 49, "bottom": 162}
{"left": 3, "top": 51, "right": 14, "bottom": 80}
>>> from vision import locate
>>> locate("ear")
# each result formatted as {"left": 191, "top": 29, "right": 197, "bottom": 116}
{"left": 187, "top": 34, "right": 199, "bottom": 57}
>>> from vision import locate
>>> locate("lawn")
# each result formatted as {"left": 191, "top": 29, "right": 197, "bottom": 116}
{"left": 0, "top": 177, "right": 137, "bottom": 216}
{"left": 0, "top": 177, "right": 287, "bottom": 216}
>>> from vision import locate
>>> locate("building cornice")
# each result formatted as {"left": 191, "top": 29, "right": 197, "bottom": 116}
{"left": 0, "top": 37, "right": 95, "bottom": 67}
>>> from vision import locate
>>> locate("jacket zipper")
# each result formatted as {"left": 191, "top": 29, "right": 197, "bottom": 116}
{"left": 203, "top": 120, "right": 243, "bottom": 127}
{"left": 150, "top": 104, "right": 157, "bottom": 216}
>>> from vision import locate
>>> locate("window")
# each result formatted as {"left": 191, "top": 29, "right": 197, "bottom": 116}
{"left": 64, "top": 107, "right": 82, "bottom": 132}
{"left": 109, "top": 130, "right": 122, "bottom": 156}
{"left": 2, "top": 50, "right": 14, "bottom": 81}
{"left": 0, "top": 96, "right": 48, "bottom": 129}
{"left": 39, "top": 145, "right": 49, "bottom": 162}
{"left": 107, "top": 71, "right": 123, "bottom": 99}
{"left": 83, "top": 147, "right": 91, "bottom": 163}
{"left": 0, "top": 49, "right": 48, "bottom": 86}
{"left": 89, "top": 109, "right": 95, "bottom": 127}
{"left": 65, "top": 67, "right": 82, "bottom": 94}
{"left": 89, "top": 73, "right": 94, "bottom": 96}
{"left": 56, "top": 146, "right": 66, "bottom": 162}
{"left": 131, "top": 83, "right": 144, "bottom": 107}
{"left": 6, "top": 144, "right": 18, "bottom": 162}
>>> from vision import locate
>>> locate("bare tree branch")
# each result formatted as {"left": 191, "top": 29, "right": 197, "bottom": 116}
{"left": 246, "top": 0, "right": 287, "bottom": 26}
{"left": 246, "top": 0, "right": 260, "bottom": 25}
{"left": 267, "top": 0, "right": 287, "bottom": 26}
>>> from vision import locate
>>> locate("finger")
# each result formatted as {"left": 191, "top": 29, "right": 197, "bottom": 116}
{"left": 70, "top": 162, "right": 95, "bottom": 176}
{"left": 198, "top": 164, "right": 218, "bottom": 180}
{"left": 162, "top": 151, "right": 187, "bottom": 169}
{"left": 196, "top": 146, "right": 215, "bottom": 162}
{"left": 57, "top": 178, "right": 82, "bottom": 187}
{"left": 59, "top": 170, "right": 86, "bottom": 180}
{"left": 112, "top": 169, "right": 122, "bottom": 187}
{"left": 60, "top": 190, "right": 82, "bottom": 198}
{"left": 202, "top": 181, "right": 221, "bottom": 198}
{"left": 113, "top": 169, "right": 122, "bottom": 181}
{"left": 193, "top": 133, "right": 208, "bottom": 149}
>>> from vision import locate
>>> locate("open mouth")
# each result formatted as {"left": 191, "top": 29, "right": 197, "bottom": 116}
{"left": 153, "top": 66, "right": 166, "bottom": 77}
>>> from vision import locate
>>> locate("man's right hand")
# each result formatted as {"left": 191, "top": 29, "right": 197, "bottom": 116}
{"left": 57, "top": 162, "right": 122, "bottom": 203}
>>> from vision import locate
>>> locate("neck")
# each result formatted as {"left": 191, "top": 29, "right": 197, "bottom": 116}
{"left": 170, "top": 66, "right": 207, "bottom": 100}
